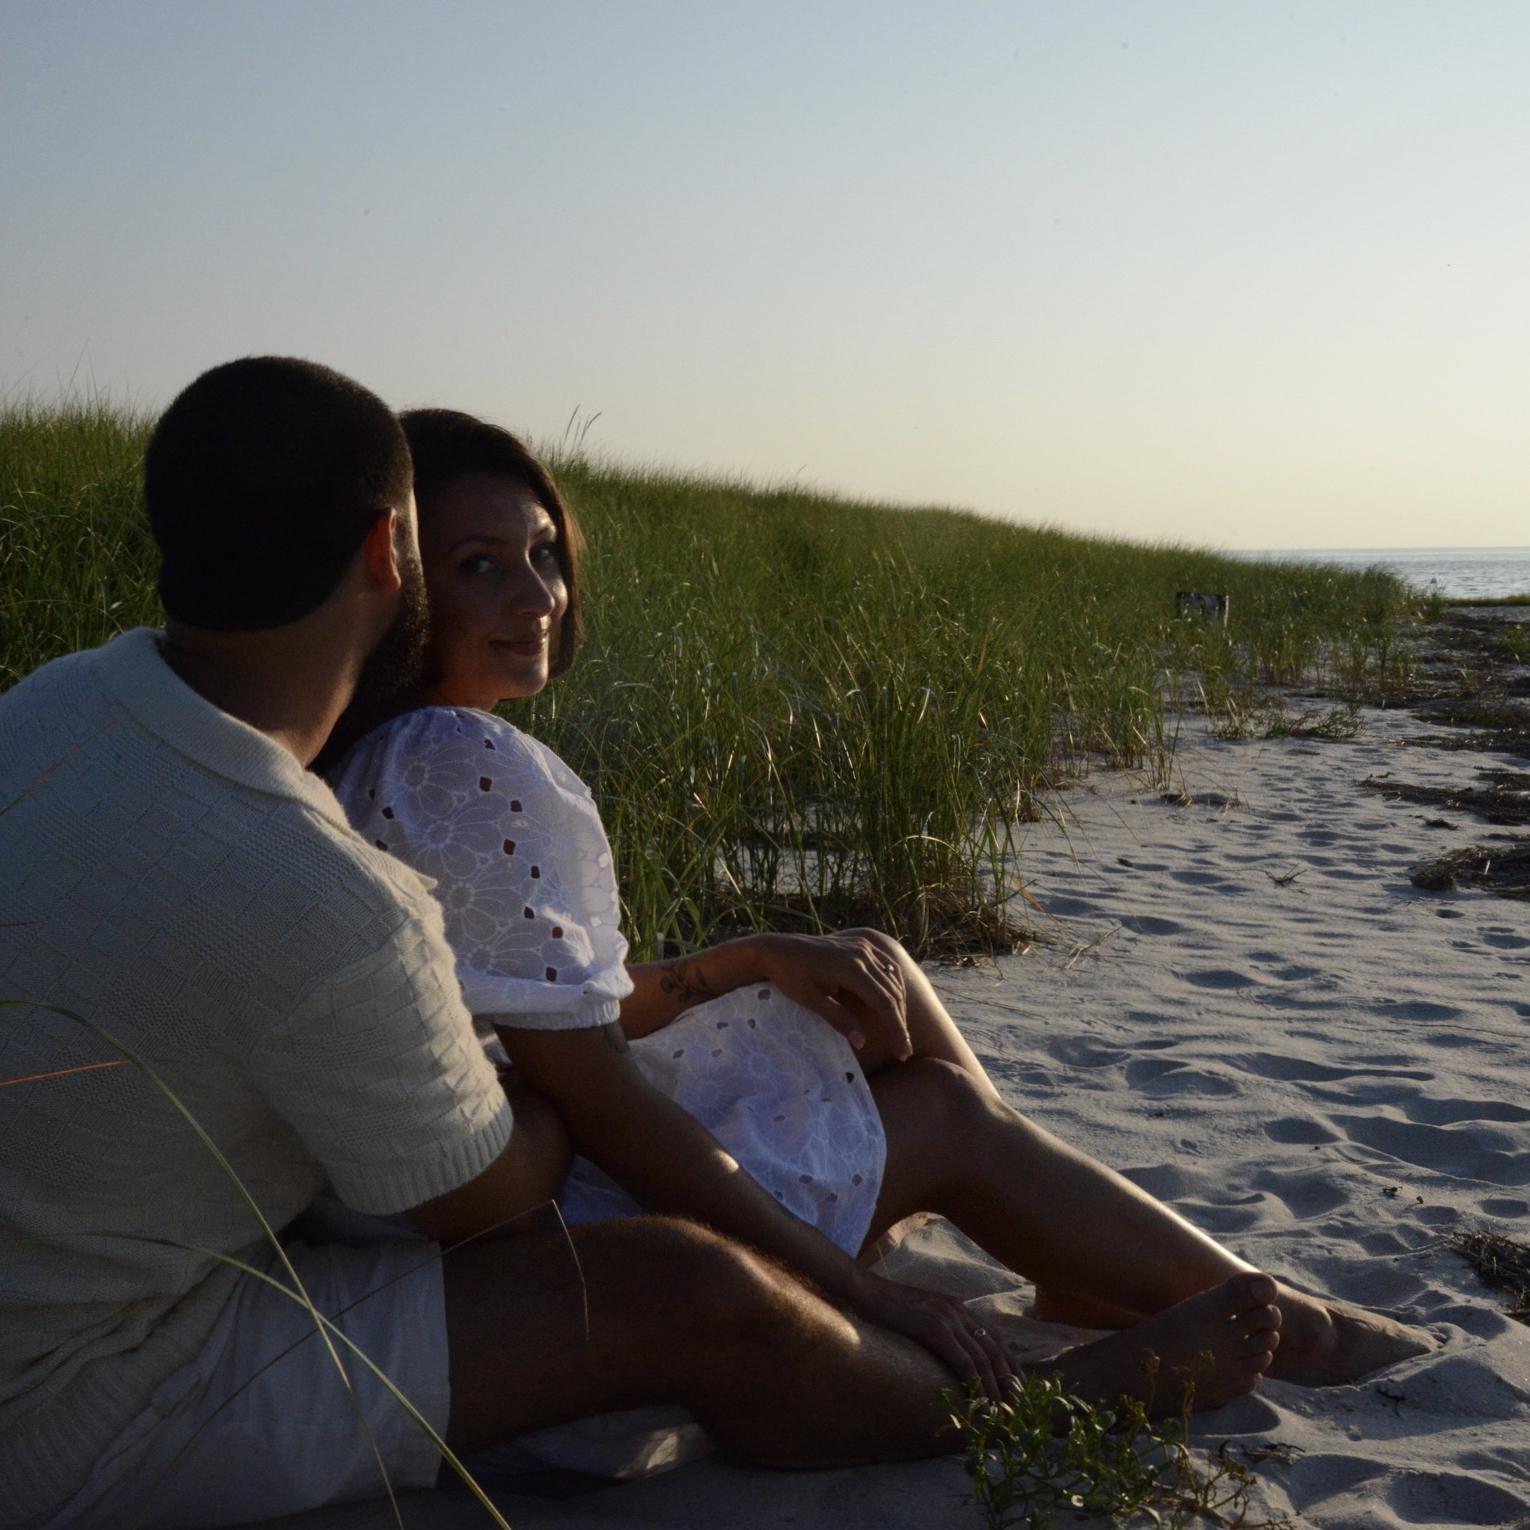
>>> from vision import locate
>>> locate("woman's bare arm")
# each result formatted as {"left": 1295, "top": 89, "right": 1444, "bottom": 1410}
{"left": 620, "top": 931, "right": 912, "bottom": 1055}
{"left": 489, "top": 1015, "right": 1005, "bottom": 1395}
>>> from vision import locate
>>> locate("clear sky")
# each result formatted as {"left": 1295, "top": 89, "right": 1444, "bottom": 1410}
{"left": 3, "top": 1, "right": 1526, "bottom": 548}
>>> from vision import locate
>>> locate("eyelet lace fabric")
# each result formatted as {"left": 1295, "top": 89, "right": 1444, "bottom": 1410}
{"left": 331, "top": 707, "right": 886, "bottom": 1255}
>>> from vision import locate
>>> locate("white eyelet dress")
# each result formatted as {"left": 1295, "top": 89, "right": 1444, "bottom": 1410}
{"left": 330, "top": 707, "right": 887, "bottom": 1257}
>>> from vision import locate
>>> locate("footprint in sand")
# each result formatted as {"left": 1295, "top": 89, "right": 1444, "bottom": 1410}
{"left": 1335, "top": 1114, "right": 1530, "bottom": 1187}
{"left": 1124, "top": 1057, "right": 1240, "bottom": 1098}
{"left": 1372, "top": 998, "right": 1464, "bottom": 1022}
{"left": 1045, "top": 1036, "right": 1126, "bottom": 1070}
{"left": 1481, "top": 1196, "right": 1530, "bottom": 1217}
{"left": 1248, "top": 1165, "right": 1350, "bottom": 1218}
{"left": 1121, "top": 1016, "right": 1178, "bottom": 1038}
{"left": 1182, "top": 967, "right": 1260, "bottom": 990}
{"left": 1288, "top": 1453, "right": 1388, "bottom": 1504}
{"left": 1272, "top": 963, "right": 1325, "bottom": 981}
{"left": 1384, "top": 1465, "right": 1530, "bottom": 1523}
{"left": 1403, "top": 1097, "right": 1530, "bottom": 1126}
{"left": 1263, "top": 1115, "right": 1340, "bottom": 1145}
{"left": 1483, "top": 928, "right": 1530, "bottom": 950}
{"left": 1169, "top": 868, "right": 1232, "bottom": 887}
{"left": 1116, "top": 913, "right": 1183, "bottom": 935}
{"left": 1233, "top": 1052, "right": 1432, "bottom": 1084}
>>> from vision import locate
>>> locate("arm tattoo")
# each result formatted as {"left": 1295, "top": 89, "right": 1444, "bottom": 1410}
{"left": 657, "top": 956, "right": 722, "bottom": 1008}
{"left": 599, "top": 1022, "right": 630, "bottom": 1055}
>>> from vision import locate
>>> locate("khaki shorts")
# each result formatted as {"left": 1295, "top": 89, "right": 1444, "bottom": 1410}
{"left": 44, "top": 1235, "right": 450, "bottom": 1530}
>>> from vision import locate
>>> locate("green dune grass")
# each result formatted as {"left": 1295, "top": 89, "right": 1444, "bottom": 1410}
{"left": 2, "top": 402, "right": 1421, "bottom": 956}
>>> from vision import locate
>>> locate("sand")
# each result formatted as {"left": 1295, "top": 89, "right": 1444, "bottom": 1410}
{"left": 276, "top": 695, "right": 1530, "bottom": 1530}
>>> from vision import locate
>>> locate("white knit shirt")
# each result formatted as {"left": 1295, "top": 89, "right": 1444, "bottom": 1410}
{"left": 0, "top": 630, "right": 513, "bottom": 1522}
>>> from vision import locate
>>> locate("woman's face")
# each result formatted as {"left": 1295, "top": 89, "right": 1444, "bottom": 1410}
{"left": 420, "top": 471, "right": 569, "bottom": 711}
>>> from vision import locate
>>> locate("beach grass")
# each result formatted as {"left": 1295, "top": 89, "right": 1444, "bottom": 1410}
{"left": 2, "top": 401, "right": 1423, "bottom": 958}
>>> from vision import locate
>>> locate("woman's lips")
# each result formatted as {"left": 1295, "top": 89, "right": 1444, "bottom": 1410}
{"left": 493, "top": 635, "right": 548, "bottom": 657}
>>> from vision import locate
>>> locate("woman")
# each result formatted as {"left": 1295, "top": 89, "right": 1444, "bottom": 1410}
{"left": 329, "top": 409, "right": 1427, "bottom": 1416}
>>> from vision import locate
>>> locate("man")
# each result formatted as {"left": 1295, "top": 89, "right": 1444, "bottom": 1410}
{"left": 0, "top": 357, "right": 963, "bottom": 1529}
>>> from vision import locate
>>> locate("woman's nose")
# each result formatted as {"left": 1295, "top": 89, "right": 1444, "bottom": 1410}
{"left": 509, "top": 558, "right": 558, "bottom": 613}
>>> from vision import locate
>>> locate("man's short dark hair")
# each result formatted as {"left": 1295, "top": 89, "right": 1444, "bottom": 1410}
{"left": 145, "top": 357, "right": 412, "bottom": 631}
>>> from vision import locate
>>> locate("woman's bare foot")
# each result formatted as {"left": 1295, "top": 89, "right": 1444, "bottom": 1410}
{"left": 1042, "top": 1273, "right": 1281, "bottom": 1415}
{"left": 1267, "top": 1286, "right": 1435, "bottom": 1385}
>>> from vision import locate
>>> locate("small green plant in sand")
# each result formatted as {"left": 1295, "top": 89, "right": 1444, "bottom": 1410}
{"left": 1209, "top": 698, "right": 1361, "bottom": 743}
{"left": 947, "top": 1361, "right": 1294, "bottom": 1530}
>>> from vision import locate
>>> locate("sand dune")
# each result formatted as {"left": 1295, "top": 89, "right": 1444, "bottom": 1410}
{"left": 279, "top": 700, "right": 1530, "bottom": 1529}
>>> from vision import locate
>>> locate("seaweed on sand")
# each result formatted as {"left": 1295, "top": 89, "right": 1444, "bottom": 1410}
{"left": 1408, "top": 835, "right": 1530, "bottom": 899}
{"left": 1446, "top": 1232, "right": 1530, "bottom": 1324}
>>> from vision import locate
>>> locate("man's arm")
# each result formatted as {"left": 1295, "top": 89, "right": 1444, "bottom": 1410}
{"left": 405, "top": 1078, "right": 573, "bottom": 1245}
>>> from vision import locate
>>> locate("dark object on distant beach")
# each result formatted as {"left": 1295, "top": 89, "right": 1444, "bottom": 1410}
{"left": 1409, "top": 836, "right": 1530, "bottom": 900}
{"left": 1176, "top": 591, "right": 1229, "bottom": 624}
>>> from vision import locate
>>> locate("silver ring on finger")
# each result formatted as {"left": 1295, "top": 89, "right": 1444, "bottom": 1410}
{"left": 971, "top": 1326, "right": 988, "bottom": 1338}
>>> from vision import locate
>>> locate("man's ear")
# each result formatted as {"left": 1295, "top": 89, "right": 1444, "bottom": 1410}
{"left": 359, "top": 509, "right": 404, "bottom": 594}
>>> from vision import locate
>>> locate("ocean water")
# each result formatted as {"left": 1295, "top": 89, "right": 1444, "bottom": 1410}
{"left": 1237, "top": 547, "right": 1530, "bottom": 601}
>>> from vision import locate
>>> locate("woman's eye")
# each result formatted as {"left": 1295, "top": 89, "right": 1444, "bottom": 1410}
{"left": 460, "top": 554, "right": 496, "bottom": 575}
{"left": 533, "top": 543, "right": 561, "bottom": 566}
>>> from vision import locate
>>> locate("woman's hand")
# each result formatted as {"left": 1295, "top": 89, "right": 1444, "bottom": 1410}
{"left": 752, "top": 931, "right": 912, "bottom": 1059}
{"left": 853, "top": 1270, "right": 1012, "bottom": 1402}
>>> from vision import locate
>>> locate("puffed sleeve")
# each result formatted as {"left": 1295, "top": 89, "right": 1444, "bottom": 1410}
{"left": 330, "top": 708, "right": 634, "bottom": 1030}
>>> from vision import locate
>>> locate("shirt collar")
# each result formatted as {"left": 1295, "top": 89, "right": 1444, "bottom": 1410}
{"left": 91, "top": 628, "right": 353, "bottom": 830}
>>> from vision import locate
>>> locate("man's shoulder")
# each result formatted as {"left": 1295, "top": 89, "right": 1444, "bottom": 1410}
{"left": 0, "top": 638, "right": 133, "bottom": 786}
{"left": 0, "top": 630, "right": 436, "bottom": 951}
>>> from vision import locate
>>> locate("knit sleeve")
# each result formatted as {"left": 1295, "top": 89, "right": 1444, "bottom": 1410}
{"left": 248, "top": 903, "right": 514, "bottom": 1215}
{"left": 330, "top": 708, "right": 635, "bottom": 1031}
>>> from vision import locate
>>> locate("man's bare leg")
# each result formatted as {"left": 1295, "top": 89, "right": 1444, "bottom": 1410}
{"left": 442, "top": 1216, "right": 960, "bottom": 1468}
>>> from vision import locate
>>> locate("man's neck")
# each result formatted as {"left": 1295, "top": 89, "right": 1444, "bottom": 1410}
{"left": 160, "top": 626, "right": 356, "bottom": 767}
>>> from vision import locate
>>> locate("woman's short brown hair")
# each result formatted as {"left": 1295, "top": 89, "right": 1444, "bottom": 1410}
{"left": 399, "top": 408, "right": 584, "bottom": 678}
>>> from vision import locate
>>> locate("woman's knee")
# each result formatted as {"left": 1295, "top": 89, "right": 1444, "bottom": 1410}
{"left": 878, "top": 1056, "right": 1000, "bottom": 1149}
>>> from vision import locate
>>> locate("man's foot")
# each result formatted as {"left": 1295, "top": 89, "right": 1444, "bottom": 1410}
{"left": 1267, "top": 1287, "right": 1435, "bottom": 1386}
{"left": 1043, "top": 1273, "right": 1281, "bottom": 1415}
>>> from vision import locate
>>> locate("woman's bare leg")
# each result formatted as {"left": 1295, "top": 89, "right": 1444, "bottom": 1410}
{"left": 859, "top": 1048, "right": 1432, "bottom": 1386}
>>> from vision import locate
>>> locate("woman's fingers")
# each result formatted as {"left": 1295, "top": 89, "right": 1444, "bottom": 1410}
{"left": 808, "top": 992, "right": 870, "bottom": 1049}
{"left": 861, "top": 1279, "right": 1011, "bottom": 1403}
{"left": 968, "top": 1319, "right": 1012, "bottom": 1400}
{"left": 764, "top": 934, "right": 911, "bottom": 1055}
{"left": 827, "top": 938, "right": 910, "bottom": 1057}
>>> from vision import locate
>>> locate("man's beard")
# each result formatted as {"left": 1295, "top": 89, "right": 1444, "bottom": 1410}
{"left": 351, "top": 543, "right": 435, "bottom": 715}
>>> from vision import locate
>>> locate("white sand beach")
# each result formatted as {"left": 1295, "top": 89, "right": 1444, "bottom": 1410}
{"left": 280, "top": 696, "right": 1530, "bottom": 1530}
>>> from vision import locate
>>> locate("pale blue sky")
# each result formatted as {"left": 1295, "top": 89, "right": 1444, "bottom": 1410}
{"left": 3, "top": 1, "right": 1527, "bottom": 547}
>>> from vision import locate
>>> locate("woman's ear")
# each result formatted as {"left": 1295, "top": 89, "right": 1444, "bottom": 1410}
{"left": 359, "top": 507, "right": 405, "bottom": 594}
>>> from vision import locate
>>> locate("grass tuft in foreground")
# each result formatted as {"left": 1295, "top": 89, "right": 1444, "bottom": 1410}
{"left": 948, "top": 1366, "right": 1295, "bottom": 1530}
